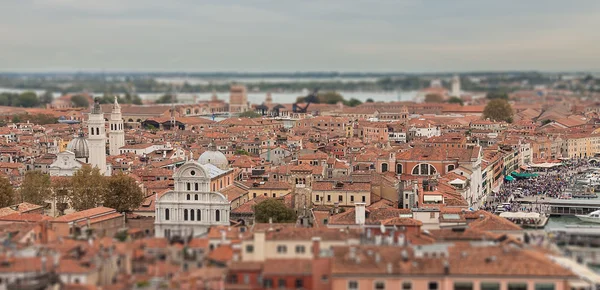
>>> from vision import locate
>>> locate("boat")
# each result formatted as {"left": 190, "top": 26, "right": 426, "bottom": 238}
{"left": 499, "top": 211, "right": 549, "bottom": 228}
{"left": 575, "top": 210, "right": 600, "bottom": 223}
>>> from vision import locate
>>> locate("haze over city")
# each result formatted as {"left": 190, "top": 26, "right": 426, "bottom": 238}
{"left": 1, "top": 0, "right": 600, "bottom": 72}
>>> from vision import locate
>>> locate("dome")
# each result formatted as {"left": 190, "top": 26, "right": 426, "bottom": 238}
{"left": 67, "top": 133, "right": 89, "bottom": 159}
{"left": 198, "top": 143, "right": 228, "bottom": 170}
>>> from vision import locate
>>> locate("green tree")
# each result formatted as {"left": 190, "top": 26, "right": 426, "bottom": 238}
{"left": 486, "top": 91, "right": 509, "bottom": 100}
{"left": 541, "top": 119, "right": 553, "bottom": 126}
{"left": 317, "top": 91, "right": 345, "bottom": 104}
{"left": 254, "top": 198, "right": 297, "bottom": 223}
{"left": 483, "top": 99, "right": 514, "bottom": 123}
{"left": 71, "top": 95, "right": 90, "bottom": 108}
{"left": 156, "top": 94, "right": 176, "bottom": 104}
{"left": 40, "top": 91, "right": 54, "bottom": 105}
{"left": 11, "top": 115, "right": 21, "bottom": 123}
{"left": 0, "top": 175, "right": 14, "bottom": 207}
{"left": 103, "top": 172, "right": 144, "bottom": 212}
{"left": 366, "top": 98, "right": 374, "bottom": 103}
{"left": 69, "top": 165, "right": 106, "bottom": 211}
{"left": 17, "top": 91, "right": 40, "bottom": 107}
{"left": 51, "top": 177, "right": 71, "bottom": 216}
{"left": 344, "top": 98, "right": 362, "bottom": 107}
{"left": 238, "top": 111, "right": 262, "bottom": 118}
{"left": 447, "top": 96, "right": 464, "bottom": 105}
{"left": 20, "top": 171, "right": 52, "bottom": 205}
{"left": 424, "top": 94, "right": 444, "bottom": 103}
{"left": 235, "top": 149, "right": 250, "bottom": 155}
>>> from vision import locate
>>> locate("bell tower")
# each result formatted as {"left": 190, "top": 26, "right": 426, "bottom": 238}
{"left": 87, "top": 100, "right": 108, "bottom": 175}
{"left": 109, "top": 96, "right": 125, "bottom": 156}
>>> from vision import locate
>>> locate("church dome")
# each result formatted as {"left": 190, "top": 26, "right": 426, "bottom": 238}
{"left": 198, "top": 143, "right": 228, "bottom": 170}
{"left": 67, "top": 132, "right": 89, "bottom": 159}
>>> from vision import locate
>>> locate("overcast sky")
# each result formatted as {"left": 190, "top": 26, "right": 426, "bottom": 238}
{"left": 1, "top": 0, "right": 599, "bottom": 72}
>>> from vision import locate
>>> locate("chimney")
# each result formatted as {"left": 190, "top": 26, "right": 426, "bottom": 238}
{"left": 443, "top": 260, "right": 450, "bottom": 275}
{"left": 386, "top": 262, "right": 393, "bottom": 274}
{"left": 354, "top": 202, "right": 366, "bottom": 225}
{"left": 375, "top": 252, "right": 381, "bottom": 263}
{"left": 311, "top": 236, "right": 321, "bottom": 258}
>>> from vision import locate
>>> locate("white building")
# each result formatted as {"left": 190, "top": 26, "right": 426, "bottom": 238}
{"left": 409, "top": 123, "right": 441, "bottom": 139}
{"left": 451, "top": 74, "right": 461, "bottom": 97}
{"left": 388, "top": 132, "right": 407, "bottom": 143}
{"left": 108, "top": 97, "right": 125, "bottom": 156}
{"left": 49, "top": 151, "right": 82, "bottom": 177}
{"left": 87, "top": 102, "right": 108, "bottom": 175}
{"left": 155, "top": 160, "right": 230, "bottom": 238}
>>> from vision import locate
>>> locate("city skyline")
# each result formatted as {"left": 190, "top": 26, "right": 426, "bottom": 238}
{"left": 1, "top": 0, "right": 600, "bottom": 72}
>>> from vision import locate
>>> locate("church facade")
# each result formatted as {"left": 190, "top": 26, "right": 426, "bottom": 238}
{"left": 155, "top": 160, "right": 230, "bottom": 238}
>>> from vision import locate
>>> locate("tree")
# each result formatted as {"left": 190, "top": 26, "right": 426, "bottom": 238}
{"left": 71, "top": 95, "right": 89, "bottom": 108}
{"left": 20, "top": 171, "right": 52, "bottom": 205}
{"left": 69, "top": 165, "right": 106, "bottom": 211}
{"left": 51, "top": 177, "right": 71, "bottom": 216}
{"left": 447, "top": 96, "right": 464, "bottom": 106}
{"left": 541, "top": 119, "right": 553, "bottom": 126}
{"left": 103, "top": 173, "right": 144, "bottom": 212}
{"left": 0, "top": 175, "right": 14, "bottom": 207}
{"left": 156, "top": 94, "right": 176, "bottom": 104}
{"left": 318, "top": 91, "right": 345, "bottom": 104}
{"left": 483, "top": 99, "right": 514, "bottom": 123}
{"left": 254, "top": 199, "right": 297, "bottom": 223}
{"left": 238, "top": 111, "right": 262, "bottom": 118}
{"left": 235, "top": 149, "right": 250, "bottom": 155}
{"left": 344, "top": 98, "right": 362, "bottom": 107}
{"left": 17, "top": 91, "right": 40, "bottom": 108}
{"left": 40, "top": 91, "right": 54, "bottom": 105}
{"left": 366, "top": 98, "right": 374, "bottom": 103}
{"left": 424, "top": 94, "right": 444, "bottom": 103}
{"left": 486, "top": 91, "right": 509, "bottom": 100}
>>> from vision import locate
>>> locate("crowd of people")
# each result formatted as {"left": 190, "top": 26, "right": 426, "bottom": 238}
{"left": 482, "top": 160, "right": 593, "bottom": 214}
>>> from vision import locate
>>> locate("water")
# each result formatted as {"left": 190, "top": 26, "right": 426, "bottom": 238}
{"left": 546, "top": 215, "right": 591, "bottom": 230}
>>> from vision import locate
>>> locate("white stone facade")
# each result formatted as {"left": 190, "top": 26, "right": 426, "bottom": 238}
{"left": 109, "top": 97, "right": 125, "bottom": 156}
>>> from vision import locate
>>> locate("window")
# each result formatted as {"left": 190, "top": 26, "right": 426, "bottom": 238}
{"left": 295, "top": 245, "right": 305, "bottom": 253}
{"left": 375, "top": 281, "right": 385, "bottom": 290}
{"left": 447, "top": 164, "right": 455, "bottom": 171}
{"left": 195, "top": 194, "right": 198, "bottom": 200}
{"left": 277, "top": 245, "right": 287, "bottom": 254}
{"left": 278, "top": 279, "right": 286, "bottom": 289}
{"left": 396, "top": 164, "right": 403, "bottom": 174}
{"left": 195, "top": 183, "right": 198, "bottom": 191}
{"left": 381, "top": 163, "right": 388, "bottom": 172}
{"left": 338, "top": 195, "right": 343, "bottom": 202}
{"left": 190, "top": 210, "right": 195, "bottom": 221}
{"left": 350, "top": 195, "right": 354, "bottom": 202}
{"left": 508, "top": 283, "right": 527, "bottom": 290}
{"left": 295, "top": 279, "right": 303, "bottom": 289}
{"left": 321, "top": 275, "right": 328, "bottom": 282}
{"left": 190, "top": 170, "right": 195, "bottom": 176}
{"left": 411, "top": 163, "right": 437, "bottom": 176}
{"left": 165, "top": 209, "right": 170, "bottom": 220}
{"left": 402, "top": 282, "right": 412, "bottom": 290}
{"left": 429, "top": 282, "right": 438, "bottom": 290}
{"left": 535, "top": 284, "right": 555, "bottom": 290}
{"left": 273, "top": 193, "right": 276, "bottom": 197}
{"left": 215, "top": 210, "right": 220, "bottom": 222}
{"left": 264, "top": 279, "right": 273, "bottom": 288}
{"left": 197, "top": 209, "right": 201, "bottom": 221}
{"left": 454, "top": 282, "right": 473, "bottom": 290}
{"left": 246, "top": 245, "right": 254, "bottom": 253}
{"left": 348, "top": 281, "right": 358, "bottom": 290}
{"left": 253, "top": 193, "right": 257, "bottom": 198}
{"left": 362, "top": 196, "right": 366, "bottom": 202}
{"left": 187, "top": 183, "right": 191, "bottom": 191}
{"left": 316, "top": 195, "right": 320, "bottom": 202}
{"left": 327, "top": 195, "right": 331, "bottom": 202}
{"left": 187, "top": 194, "right": 191, "bottom": 200}
{"left": 430, "top": 212, "right": 436, "bottom": 218}
{"left": 184, "top": 209, "right": 188, "bottom": 221}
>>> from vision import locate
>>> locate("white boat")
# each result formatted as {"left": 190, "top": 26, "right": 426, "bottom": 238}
{"left": 575, "top": 210, "right": 600, "bottom": 223}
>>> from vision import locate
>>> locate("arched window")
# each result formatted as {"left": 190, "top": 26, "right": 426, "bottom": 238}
{"left": 186, "top": 194, "right": 191, "bottom": 200}
{"left": 187, "top": 183, "right": 191, "bottom": 191}
{"left": 190, "top": 210, "right": 195, "bottom": 221}
{"left": 96, "top": 128, "right": 99, "bottom": 135}
{"left": 411, "top": 163, "right": 437, "bottom": 176}
{"left": 195, "top": 194, "right": 198, "bottom": 200}
{"left": 184, "top": 209, "right": 188, "bottom": 221}
{"left": 197, "top": 209, "right": 201, "bottom": 221}
{"left": 195, "top": 183, "right": 198, "bottom": 191}
{"left": 447, "top": 164, "right": 456, "bottom": 172}
{"left": 381, "top": 163, "right": 388, "bottom": 172}
{"left": 396, "top": 164, "right": 403, "bottom": 174}
{"left": 165, "top": 208, "right": 170, "bottom": 221}
{"left": 215, "top": 210, "right": 220, "bottom": 222}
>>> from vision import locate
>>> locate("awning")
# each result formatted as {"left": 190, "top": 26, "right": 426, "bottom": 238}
{"left": 505, "top": 175, "right": 515, "bottom": 181}
{"left": 511, "top": 171, "right": 538, "bottom": 179}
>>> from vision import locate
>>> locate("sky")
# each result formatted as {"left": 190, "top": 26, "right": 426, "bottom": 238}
{"left": 1, "top": 0, "right": 599, "bottom": 72}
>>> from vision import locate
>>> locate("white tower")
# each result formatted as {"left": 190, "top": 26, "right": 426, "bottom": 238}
{"left": 109, "top": 96, "right": 125, "bottom": 156}
{"left": 451, "top": 75, "right": 461, "bottom": 97}
{"left": 87, "top": 101, "right": 108, "bottom": 175}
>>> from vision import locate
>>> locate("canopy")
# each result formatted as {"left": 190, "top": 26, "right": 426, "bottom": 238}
{"left": 511, "top": 171, "right": 538, "bottom": 179}
{"left": 499, "top": 212, "right": 542, "bottom": 220}
{"left": 504, "top": 175, "right": 515, "bottom": 181}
